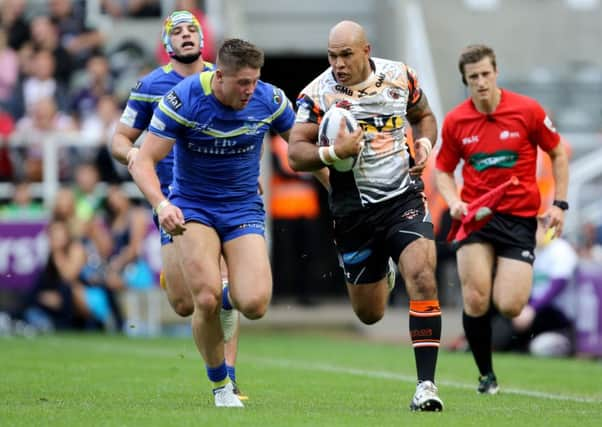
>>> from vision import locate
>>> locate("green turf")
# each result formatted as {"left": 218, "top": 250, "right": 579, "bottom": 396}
{"left": 1, "top": 331, "right": 601, "bottom": 426}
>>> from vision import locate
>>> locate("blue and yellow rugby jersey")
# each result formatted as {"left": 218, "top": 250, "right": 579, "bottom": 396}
{"left": 119, "top": 62, "right": 215, "bottom": 196}
{"left": 149, "top": 70, "right": 295, "bottom": 205}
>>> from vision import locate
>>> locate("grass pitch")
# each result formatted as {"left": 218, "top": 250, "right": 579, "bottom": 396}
{"left": 1, "top": 331, "right": 600, "bottom": 426}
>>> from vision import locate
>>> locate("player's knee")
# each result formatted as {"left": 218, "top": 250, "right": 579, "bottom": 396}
{"left": 237, "top": 295, "right": 268, "bottom": 320}
{"left": 497, "top": 302, "right": 523, "bottom": 319}
{"left": 463, "top": 294, "right": 489, "bottom": 316}
{"left": 193, "top": 290, "right": 221, "bottom": 314}
{"left": 170, "top": 298, "right": 194, "bottom": 317}
{"left": 354, "top": 307, "right": 384, "bottom": 325}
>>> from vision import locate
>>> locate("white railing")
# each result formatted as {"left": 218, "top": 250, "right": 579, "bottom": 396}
{"left": 566, "top": 144, "right": 602, "bottom": 237}
{"left": 4, "top": 132, "right": 143, "bottom": 208}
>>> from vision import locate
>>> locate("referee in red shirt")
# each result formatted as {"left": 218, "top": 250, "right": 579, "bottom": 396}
{"left": 435, "top": 44, "right": 569, "bottom": 395}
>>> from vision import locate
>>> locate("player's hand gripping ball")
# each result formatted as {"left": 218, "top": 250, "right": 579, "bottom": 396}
{"left": 318, "top": 107, "right": 359, "bottom": 172}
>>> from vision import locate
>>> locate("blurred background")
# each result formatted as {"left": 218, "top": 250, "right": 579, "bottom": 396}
{"left": 0, "top": 0, "right": 601, "bottom": 357}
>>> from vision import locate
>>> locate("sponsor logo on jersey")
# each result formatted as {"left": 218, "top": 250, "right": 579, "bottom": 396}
{"left": 334, "top": 85, "right": 354, "bottom": 96}
{"left": 469, "top": 150, "right": 518, "bottom": 171}
{"left": 411, "top": 328, "right": 433, "bottom": 338}
{"left": 521, "top": 250, "right": 534, "bottom": 260}
{"left": 385, "top": 87, "right": 403, "bottom": 100}
{"left": 244, "top": 121, "right": 262, "bottom": 135}
{"left": 401, "top": 208, "right": 421, "bottom": 220}
{"left": 165, "top": 90, "right": 183, "bottom": 110}
{"left": 272, "top": 88, "right": 282, "bottom": 104}
{"left": 237, "top": 222, "right": 265, "bottom": 232}
{"left": 543, "top": 115, "right": 557, "bottom": 133}
{"left": 462, "top": 135, "right": 479, "bottom": 145}
{"left": 134, "top": 81, "right": 142, "bottom": 90}
{"left": 499, "top": 130, "right": 520, "bottom": 140}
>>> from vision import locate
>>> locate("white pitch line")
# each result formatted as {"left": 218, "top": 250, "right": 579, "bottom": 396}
{"left": 248, "top": 356, "right": 602, "bottom": 404}
{"left": 46, "top": 338, "right": 601, "bottom": 404}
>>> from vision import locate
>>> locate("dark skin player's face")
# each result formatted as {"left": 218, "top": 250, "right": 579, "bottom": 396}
{"left": 327, "top": 39, "right": 370, "bottom": 86}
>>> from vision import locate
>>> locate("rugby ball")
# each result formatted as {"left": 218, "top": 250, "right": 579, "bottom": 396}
{"left": 318, "top": 107, "right": 359, "bottom": 172}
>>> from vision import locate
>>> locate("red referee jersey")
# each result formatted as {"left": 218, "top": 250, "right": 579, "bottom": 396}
{"left": 437, "top": 89, "right": 560, "bottom": 217}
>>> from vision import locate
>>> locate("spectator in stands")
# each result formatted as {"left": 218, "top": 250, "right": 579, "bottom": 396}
{"left": 0, "top": 106, "right": 15, "bottom": 181}
{"left": 0, "top": 179, "right": 45, "bottom": 220}
{"left": 155, "top": 0, "right": 216, "bottom": 64}
{"left": 20, "top": 219, "right": 91, "bottom": 331}
{"left": 49, "top": 0, "right": 105, "bottom": 70}
{"left": 83, "top": 94, "right": 129, "bottom": 182}
{"left": 21, "top": 49, "right": 61, "bottom": 114}
{"left": 51, "top": 185, "right": 123, "bottom": 330}
{"left": 70, "top": 54, "right": 114, "bottom": 125}
{"left": 101, "top": 0, "right": 161, "bottom": 18}
{"left": 0, "top": 28, "right": 19, "bottom": 113}
{"left": 72, "top": 162, "right": 105, "bottom": 222}
{"left": 29, "top": 15, "right": 74, "bottom": 88}
{"left": 577, "top": 222, "right": 602, "bottom": 263}
{"left": 11, "top": 96, "right": 76, "bottom": 182}
{"left": 103, "top": 184, "right": 151, "bottom": 291}
{"left": 67, "top": 54, "right": 117, "bottom": 173}
{"left": 0, "top": 0, "right": 30, "bottom": 52}
{"left": 78, "top": 213, "right": 125, "bottom": 331}
{"left": 18, "top": 185, "right": 113, "bottom": 332}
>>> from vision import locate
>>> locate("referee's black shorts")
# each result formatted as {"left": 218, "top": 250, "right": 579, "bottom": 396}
{"left": 457, "top": 212, "right": 537, "bottom": 265}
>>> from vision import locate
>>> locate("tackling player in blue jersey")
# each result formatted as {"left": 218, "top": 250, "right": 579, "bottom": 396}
{"left": 111, "top": 11, "right": 245, "bottom": 398}
{"left": 130, "top": 38, "right": 296, "bottom": 407}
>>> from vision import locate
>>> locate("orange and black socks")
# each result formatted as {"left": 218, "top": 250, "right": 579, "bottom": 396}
{"left": 409, "top": 300, "right": 441, "bottom": 382}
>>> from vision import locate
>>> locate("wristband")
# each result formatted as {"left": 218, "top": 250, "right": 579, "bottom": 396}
{"left": 552, "top": 199, "right": 569, "bottom": 211}
{"left": 328, "top": 144, "right": 342, "bottom": 161}
{"left": 416, "top": 137, "right": 432, "bottom": 156}
{"left": 154, "top": 199, "right": 171, "bottom": 215}
{"left": 318, "top": 146, "right": 334, "bottom": 165}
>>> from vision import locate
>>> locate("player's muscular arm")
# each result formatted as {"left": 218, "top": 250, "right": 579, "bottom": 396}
{"left": 281, "top": 128, "right": 331, "bottom": 191}
{"left": 288, "top": 122, "right": 325, "bottom": 171}
{"left": 130, "top": 132, "right": 174, "bottom": 209}
{"left": 112, "top": 123, "right": 143, "bottom": 166}
{"left": 289, "top": 121, "right": 362, "bottom": 172}
{"left": 407, "top": 94, "right": 437, "bottom": 174}
{"left": 130, "top": 132, "right": 185, "bottom": 235}
{"left": 406, "top": 93, "right": 437, "bottom": 145}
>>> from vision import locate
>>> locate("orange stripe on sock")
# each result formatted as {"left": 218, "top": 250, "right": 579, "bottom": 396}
{"left": 409, "top": 300, "right": 441, "bottom": 314}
